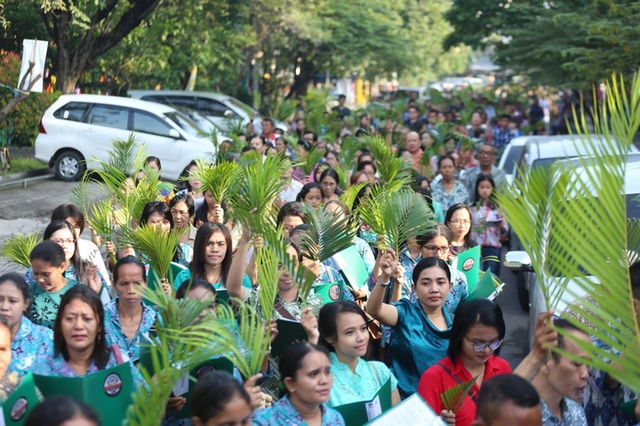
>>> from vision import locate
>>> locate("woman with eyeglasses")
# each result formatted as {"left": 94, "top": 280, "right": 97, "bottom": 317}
{"left": 418, "top": 299, "right": 510, "bottom": 426}
{"left": 444, "top": 204, "right": 476, "bottom": 256}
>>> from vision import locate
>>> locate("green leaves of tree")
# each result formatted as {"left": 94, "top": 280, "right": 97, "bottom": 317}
{"left": 0, "top": 232, "right": 40, "bottom": 268}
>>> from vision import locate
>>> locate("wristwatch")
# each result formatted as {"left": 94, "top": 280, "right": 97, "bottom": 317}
{"left": 377, "top": 280, "right": 391, "bottom": 288}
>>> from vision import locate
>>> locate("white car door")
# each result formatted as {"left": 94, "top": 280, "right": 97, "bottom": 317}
{"left": 130, "top": 110, "right": 182, "bottom": 180}
{"left": 82, "top": 104, "right": 133, "bottom": 166}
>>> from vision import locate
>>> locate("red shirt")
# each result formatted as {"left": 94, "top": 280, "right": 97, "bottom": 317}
{"left": 418, "top": 355, "right": 512, "bottom": 426}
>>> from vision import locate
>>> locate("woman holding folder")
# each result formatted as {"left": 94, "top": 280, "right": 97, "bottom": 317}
{"left": 33, "top": 285, "right": 143, "bottom": 385}
{"left": 318, "top": 301, "right": 400, "bottom": 408}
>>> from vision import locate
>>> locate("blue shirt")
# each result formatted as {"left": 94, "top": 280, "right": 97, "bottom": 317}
{"left": 253, "top": 395, "right": 345, "bottom": 425}
{"left": 27, "top": 279, "right": 79, "bottom": 329}
{"left": 327, "top": 352, "right": 398, "bottom": 407}
{"left": 541, "top": 397, "right": 588, "bottom": 426}
{"left": 9, "top": 316, "right": 53, "bottom": 376}
{"left": 104, "top": 299, "right": 157, "bottom": 363}
{"left": 173, "top": 269, "right": 252, "bottom": 292}
{"left": 389, "top": 299, "right": 452, "bottom": 397}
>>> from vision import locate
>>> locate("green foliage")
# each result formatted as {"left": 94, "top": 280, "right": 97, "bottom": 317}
{"left": 300, "top": 146, "right": 324, "bottom": 177}
{"left": 300, "top": 204, "right": 358, "bottom": 262}
{"left": 339, "top": 182, "right": 368, "bottom": 212}
{"left": 364, "top": 135, "right": 411, "bottom": 186}
{"left": 268, "top": 97, "right": 297, "bottom": 123}
{"left": 121, "top": 226, "right": 185, "bottom": 282}
{"left": 255, "top": 241, "right": 280, "bottom": 323}
{"left": 496, "top": 70, "right": 640, "bottom": 394}
{"left": 357, "top": 187, "right": 436, "bottom": 254}
{"left": 192, "top": 159, "right": 242, "bottom": 204}
{"left": 0, "top": 232, "right": 40, "bottom": 267}
{"left": 339, "top": 135, "right": 367, "bottom": 171}
{"left": 440, "top": 376, "right": 477, "bottom": 412}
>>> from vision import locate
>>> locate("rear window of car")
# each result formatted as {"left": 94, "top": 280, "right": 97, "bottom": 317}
{"left": 53, "top": 102, "right": 91, "bottom": 122}
{"left": 86, "top": 105, "right": 129, "bottom": 130}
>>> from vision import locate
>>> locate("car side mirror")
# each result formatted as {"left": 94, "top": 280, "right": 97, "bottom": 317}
{"left": 224, "top": 109, "right": 234, "bottom": 118}
{"left": 169, "top": 129, "right": 181, "bottom": 139}
{"left": 504, "top": 251, "right": 533, "bottom": 271}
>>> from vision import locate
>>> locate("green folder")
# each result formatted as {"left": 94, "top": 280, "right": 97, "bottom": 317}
{"left": 454, "top": 246, "right": 481, "bottom": 291}
{"left": 333, "top": 378, "right": 392, "bottom": 426}
{"left": 620, "top": 398, "right": 637, "bottom": 418}
{"left": 332, "top": 245, "right": 370, "bottom": 291}
{"left": 33, "top": 363, "right": 134, "bottom": 426}
{"left": 271, "top": 319, "right": 308, "bottom": 358}
{"left": 174, "top": 357, "right": 235, "bottom": 418}
{"left": 147, "top": 261, "right": 188, "bottom": 292}
{"left": 312, "top": 282, "right": 344, "bottom": 303}
{"left": 468, "top": 271, "right": 503, "bottom": 300}
{"left": 0, "top": 373, "right": 40, "bottom": 426}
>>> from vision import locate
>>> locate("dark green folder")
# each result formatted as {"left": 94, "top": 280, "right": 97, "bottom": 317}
{"left": 468, "top": 271, "right": 503, "bottom": 300}
{"left": 148, "top": 262, "right": 188, "bottom": 292}
{"left": 332, "top": 245, "right": 370, "bottom": 291}
{"left": 455, "top": 246, "right": 481, "bottom": 291}
{"left": 271, "top": 319, "right": 307, "bottom": 358}
{"left": 175, "top": 357, "right": 234, "bottom": 418}
{"left": 1, "top": 373, "right": 40, "bottom": 426}
{"left": 312, "top": 282, "right": 344, "bottom": 303}
{"left": 33, "top": 363, "right": 134, "bottom": 426}
{"left": 333, "top": 378, "right": 392, "bottom": 426}
{"left": 620, "top": 398, "right": 637, "bottom": 418}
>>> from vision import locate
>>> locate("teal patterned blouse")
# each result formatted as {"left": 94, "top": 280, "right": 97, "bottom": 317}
{"left": 26, "top": 279, "right": 79, "bottom": 329}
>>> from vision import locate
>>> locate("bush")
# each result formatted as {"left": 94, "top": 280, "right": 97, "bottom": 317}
{"left": 0, "top": 50, "right": 60, "bottom": 146}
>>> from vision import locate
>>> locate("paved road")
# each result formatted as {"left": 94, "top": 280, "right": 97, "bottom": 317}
{"left": 0, "top": 177, "right": 531, "bottom": 365}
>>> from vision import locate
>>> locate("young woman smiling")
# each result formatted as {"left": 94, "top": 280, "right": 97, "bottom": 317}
{"left": 318, "top": 301, "right": 400, "bottom": 408}
{"left": 0, "top": 273, "right": 53, "bottom": 376}
{"left": 366, "top": 256, "right": 453, "bottom": 398}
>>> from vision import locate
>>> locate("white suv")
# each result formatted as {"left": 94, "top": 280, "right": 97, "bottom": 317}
{"left": 35, "top": 94, "right": 217, "bottom": 181}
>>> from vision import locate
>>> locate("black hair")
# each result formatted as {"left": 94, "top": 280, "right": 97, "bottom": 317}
{"left": 241, "top": 145, "right": 256, "bottom": 154}
{"left": 169, "top": 191, "right": 196, "bottom": 219}
{"left": 44, "top": 220, "right": 86, "bottom": 283}
{"left": 351, "top": 183, "right": 371, "bottom": 211}
{"left": 176, "top": 278, "right": 216, "bottom": 300}
{"left": 438, "top": 154, "right": 456, "bottom": 169}
{"left": 417, "top": 224, "right": 453, "bottom": 247}
{"left": 445, "top": 203, "right": 475, "bottom": 247}
{"left": 279, "top": 342, "right": 329, "bottom": 394}
{"left": 30, "top": 241, "right": 66, "bottom": 267}
{"left": 318, "top": 301, "right": 368, "bottom": 353}
{"left": 319, "top": 168, "right": 343, "bottom": 196}
{"left": 356, "top": 160, "right": 377, "bottom": 173}
{"left": 357, "top": 150, "right": 373, "bottom": 164}
{"left": 191, "top": 371, "right": 251, "bottom": 422}
{"left": 179, "top": 160, "right": 198, "bottom": 192}
{"left": 54, "top": 285, "right": 110, "bottom": 369}
{"left": 296, "top": 182, "right": 322, "bottom": 203}
{"left": 144, "top": 155, "right": 162, "bottom": 170}
{"left": 0, "top": 272, "right": 30, "bottom": 302}
{"left": 190, "top": 222, "right": 233, "bottom": 285}
{"left": 112, "top": 256, "right": 146, "bottom": 285}
{"left": 297, "top": 139, "right": 313, "bottom": 152}
{"left": 415, "top": 187, "right": 435, "bottom": 211}
{"left": 551, "top": 318, "right": 586, "bottom": 362}
{"left": 140, "top": 201, "right": 174, "bottom": 228}
{"left": 277, "top": 202, "right": 307, "bottom": 227}
{"left": 262, "top": 117, "right": 275, "bottom": 126}
{"left": 412, "top": 257, "right": 451, "bottom": 286}
{"left": 447, "top": 299, "right": 506, "bottom": 361}
{"left": 289, "top": 224, "right": 311, "bottom": 241}
{"left": 473, "top": 175, "right": 497, "bottom": 207}
{"left": 51, "top": 204, "right": 85, "bottom": 234}
{"left": 475, "top": 374, "right": 540, "bottom": 423}
{"left": 302, "top": 131, "right": 317, "bottom": 143}
{"left": 25, "top": 396, "right": 100, "bottom": 426}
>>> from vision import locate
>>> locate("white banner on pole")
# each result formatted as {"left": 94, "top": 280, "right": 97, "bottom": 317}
{"left": 18, "top": 39, "right": 48, "bottom": 93}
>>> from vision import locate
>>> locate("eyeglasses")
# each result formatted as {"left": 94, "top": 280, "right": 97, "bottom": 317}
{"left": 449, "top": 219, "right": 471, "bottom": 225}
{"left": 465, "top": 336, "right": 503, "bottom": 352}
{"left": 424, "top": 245, "right": 450, "bottom": 253}
{"left": 52, "top": 238, "right": 75, "bottom": 246}
{"left": 170, "top": 208, "right": 190, "bottom": 217}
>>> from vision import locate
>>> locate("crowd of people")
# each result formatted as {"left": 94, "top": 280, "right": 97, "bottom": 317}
{"left": 1, "top": 93, "right": 639, "bottom": 426}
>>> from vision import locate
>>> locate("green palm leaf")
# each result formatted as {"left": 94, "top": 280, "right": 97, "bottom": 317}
{"left": 256, "top": 240, "right": 280, "bottom": 323}
{"left": 191, "top": 159, "right": 242, "bottom": 204}
{"left": 300, "top": 204, "right": 358, "bottom": 262}
{"left": 121, "top": 225, "right": 185, "bottom": 282}
{"left": 300, "top": 146, "right": 325, "bottom": 176}
{"left": 364, "top": 135, "right": 411, "bottom": 186}
{"left": 1, "top": 232, "right": 41, "bottom": 268}
{"left": 497, "top": 70, "right": 640, "bottom": 394}
{"left": 440, "top": 376, "right": 477, "bottom": 412}
{"left": 340, "top": 135, "right": 367, "bottom": 170}
{"left": 339, "top": 182, "right": 368, "bottom": 212}
{"left": 357, "top": 187, "right": 436, "bottom": 254}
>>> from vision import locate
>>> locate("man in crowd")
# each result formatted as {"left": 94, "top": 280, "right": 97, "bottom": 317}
{"left": 461, "top": 142, "right": 506, "bottom": 196}
{"left": 532, "top": 319, "right": 589, "bottom": 425}
{"left": 332, "top": 94, "right": 351, "bottom": 119}
{"left": 472, "top": 374, "right": 542, "bottom": 426}
{"left": 404, "top": 105, "right": 424, "bottom": 132}
{"left": 404, "top": 131, "right": 425, "bottom": 174}
{"left": 261, "top": 117, "right": 277, "bottom": 145}
{"left": 492, "top": 114, "right": 516, "bottom": 153}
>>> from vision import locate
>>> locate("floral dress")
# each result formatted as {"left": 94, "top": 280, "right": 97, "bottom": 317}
{"left": 253, "top": 395, "right": 345, "bottom": 425}
{"left": 9, "top": 316, "right": 53, "bottom": 375}
{"left": 103, "top": 299, "right": 157, "bottom": 364}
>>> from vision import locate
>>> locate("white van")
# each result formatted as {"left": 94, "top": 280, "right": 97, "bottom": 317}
{"left": 35, "top": 94, "right": 218, "bottom": 181}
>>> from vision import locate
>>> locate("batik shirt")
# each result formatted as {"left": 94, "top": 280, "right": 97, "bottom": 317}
{"left": 104, "top": 299, "right": 157, "bottom": 363}
{"left": 9, "top": 316, "right": 53, "bottom": 375}
{"left": 253, "top": 395, "right": 345, "bottom": 425}
{"left": 430, "top": 179, "right": 469, "bottom": 213}
{"left": 27, "top": 279, "right": 79, "bottom": 329}
{"left": 540, "top": 397, "right": 588, "bottom": 426}
{"left": 583, "top": 368, "right": 638, "bottom": 426}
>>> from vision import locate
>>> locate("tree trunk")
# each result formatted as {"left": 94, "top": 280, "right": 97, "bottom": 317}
{"left": 288, "top": 58, "right": 315, "bottom": 99}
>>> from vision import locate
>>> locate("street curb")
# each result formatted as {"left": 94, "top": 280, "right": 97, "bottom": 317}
{"left": 0, "top": 168, "right": 51, "bottom": 184}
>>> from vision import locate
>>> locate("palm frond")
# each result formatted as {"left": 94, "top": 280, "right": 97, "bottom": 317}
{"left": 303, "top": 89, "right": 330, "bottom": 134}
{"left": 364, "top": 135, "right": 411, "bottom": 186}
{"left": 256, "top": 242, "right": 280, "bottom": 323}
{"left": 121, "top": 226, "right": 185, "bottom": 282}
{"left": 300, "top": 146, "right": 325, "bottom": 176}
{"left": 497, "top": 70, "right": 640, "bottom": 394}
{"left": 357, "top": 187, "right": 436, "bottom": 254}
{"left": 126, "top": 172, "right": 162, "bottom": 225}
{"left": 339, "top": 182, "right": 368, "bottom": 212}
{"left": 192, "top": 159, "right": 242, "bottom": 204}
{"left": 1, "top": 232, "right": 41, "bottom": 267}
{"left": 340, "top": 136, "right": 367, "bottom": 170}
{"left": 300, "top": 204, "right": 358, "bottom": 262}
{"left": 232, "top": 152, "right": 288, "bottom": 234}
{"left": 440, "top": 376, "right": 477, "bottom": 412}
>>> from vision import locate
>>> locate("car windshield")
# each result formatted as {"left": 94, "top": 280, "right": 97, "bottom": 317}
{"left": 226, "top": 97, "right": 257, "bottom": 116}
{"left": 531, "top": 157, "right": 566, "bottom": 170}
{"left": 501, "top": 145, "right": 524, "bottom": 174}
{"left": 164, "top": 111, "right": 206, "bottom": 137}
{"left": 627, "top": 193, "right": 640, "bottom": 218}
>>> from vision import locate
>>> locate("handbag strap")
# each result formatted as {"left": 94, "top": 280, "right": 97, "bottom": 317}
{"left": 274, "top": 299, "right": 298, "bottom": 321}
{"left": 437, "top": 362, "right": 478, "bottom": 403}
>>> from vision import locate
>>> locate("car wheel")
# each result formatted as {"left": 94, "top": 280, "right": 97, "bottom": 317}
{"left": 516, "top": 271, "right": 530, "bottom": 312}
{"left": 54, "top": 150, "right": 86, "bottom": 181}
